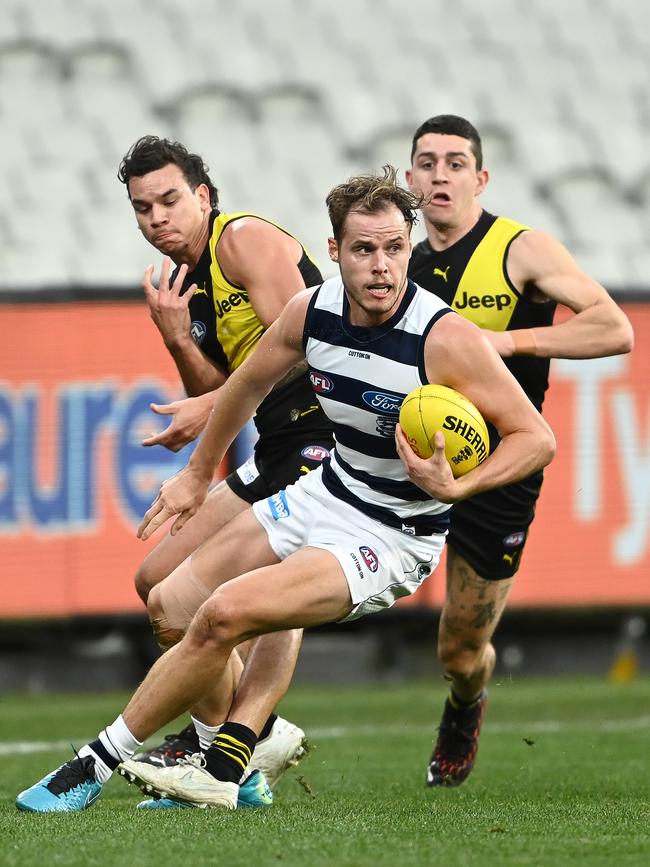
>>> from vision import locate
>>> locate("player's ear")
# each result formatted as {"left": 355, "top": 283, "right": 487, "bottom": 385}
{"left": 476, "top": 169, "right": 489, "bottom": 196}
{"left": 405, "top": 168, "right": 413, "bottom": 189}
{"left": 197, "top": 183, "right": 211, "bottom": 210}
{"left": 328, "top": 237, "right": 339, "bottom": 262}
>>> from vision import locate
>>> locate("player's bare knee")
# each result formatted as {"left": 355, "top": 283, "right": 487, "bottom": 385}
{"left": 193, "top": 592, "right": 249, "bottom": 648}
{"left": 438, "top": 638, "right": 483, "bottom": 678}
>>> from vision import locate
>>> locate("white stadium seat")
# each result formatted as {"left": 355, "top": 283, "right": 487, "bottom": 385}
{"left": 0, "top": 0, "right": 648, "bottom": 290}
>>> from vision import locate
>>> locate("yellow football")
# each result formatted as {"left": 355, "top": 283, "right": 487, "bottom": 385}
{"left": 399, "top": 384, "right": 490, "bottom": 477}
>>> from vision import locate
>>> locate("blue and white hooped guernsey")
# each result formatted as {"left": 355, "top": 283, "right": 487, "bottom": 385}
{"left": 303, "top": 276, "right": 454, "bottom": 536}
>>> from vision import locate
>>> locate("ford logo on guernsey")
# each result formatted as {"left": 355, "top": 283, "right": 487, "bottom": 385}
{"left": 359, "top": 546, "right": 379, "bottom": 572}
{"left": 301, "top": 445, "right": 330, "bottom": 461}
{"left": 309, "top": 371, "right": 333, "bottom": 393}
{"left": 269, "top": 491, "right": 290, "bottom": 520}
{"left": 190, "top": 321, "right": 207, "bottom": 344}
{"left": 362, "top": 391, "right": 403, "bottom": 414}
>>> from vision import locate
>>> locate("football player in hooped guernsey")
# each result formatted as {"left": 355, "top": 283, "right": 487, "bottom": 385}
{"left": 406, "top": 115, "right": 633, "bottom": 789}
{"left": 16, "top": 165, "right": 555, "bottom": 812}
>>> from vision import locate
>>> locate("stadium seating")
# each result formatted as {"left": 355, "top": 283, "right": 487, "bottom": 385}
{"left": 0, "top": 0, "right": 648, "bottom": 289}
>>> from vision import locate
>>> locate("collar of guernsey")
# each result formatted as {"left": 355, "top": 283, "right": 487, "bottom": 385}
{"left": 207, "top": 209, "right": 319, "bottom": 372}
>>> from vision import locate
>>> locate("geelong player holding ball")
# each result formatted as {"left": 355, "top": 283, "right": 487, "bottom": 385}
{"left": 17, "top": 165, "right": 556, "bottom": 813}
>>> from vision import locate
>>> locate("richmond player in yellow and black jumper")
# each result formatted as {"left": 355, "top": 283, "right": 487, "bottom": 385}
{"left": 181, "top": 208, "right": 333, "bottom": 505}
{"left": 116, "top": 136, "right": 334, "bottom": 790}
{"left": 406, "top": 115, "right": 633, "bottom": 789}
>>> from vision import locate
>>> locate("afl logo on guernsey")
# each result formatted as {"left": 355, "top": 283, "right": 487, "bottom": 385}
{"left": 301, "top": 445, "right": 330, "bottom": 461}
{"left": 310, "top": 371, "right": 333, "bottom": 393}
{"left": 503, "top": 531, "right": 525, "bottom": 548}
{"left": 362, "top": 391, "right": 403, "bottom": 415}
{"left": 190, "top": 321, "right": 207, "bottom": 345}
{"left": 359, "top": 546, "right": 379, "bottom": 573}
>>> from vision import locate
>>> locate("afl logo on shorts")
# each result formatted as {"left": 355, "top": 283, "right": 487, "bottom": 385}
{"left": 359, "top": 546, "right": 379, "bottom": 573}
{"left": 190, "top": 321, "right": 207, "bottom": 345}
{"left": 301, "top": 445, "right": 330, "bottom": 461}
{"left": 310, "top": 371, "right": 333, "bottom": 393}
{"left": 503, "top": 531, "right": 525, "bottom": 548}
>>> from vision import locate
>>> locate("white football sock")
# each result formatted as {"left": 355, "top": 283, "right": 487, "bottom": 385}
{"left": 79, "top": 715, "right": 142, "bottom": 783}
{"left": 191, "top": 715, "right": 222, "bottom": 752}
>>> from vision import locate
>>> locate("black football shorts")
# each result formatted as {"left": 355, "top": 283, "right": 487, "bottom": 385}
{"left": 226, "top": 428, "right": 334, "bottom": 505}
{"left": 447, "top": 470, "right": 545, "bottom": 580}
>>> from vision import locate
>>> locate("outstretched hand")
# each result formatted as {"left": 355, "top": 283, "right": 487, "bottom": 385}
{"left": 143, "top": 257, "right": 198, "bottom": 347}
{"left": 142, "top": 396, "right": 211, "bottom": 452}
{"left": 137, "top": 466, "right": 209, "bottom": 541}
{"left": 395, "top": 424, "right": 459, "bottom": 503}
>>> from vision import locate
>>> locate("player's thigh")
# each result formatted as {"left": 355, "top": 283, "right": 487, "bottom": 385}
{"left": 441, "top": 544, "right": 514, "bottom": 647}
{"left": 207, "top": 545, "right": 353, "bottom": 638}
{"left": 189, "top": 504, "right": 282, "bottom": 596}
{"left": 139, "top": 481, "right": 250, "bottom": 589}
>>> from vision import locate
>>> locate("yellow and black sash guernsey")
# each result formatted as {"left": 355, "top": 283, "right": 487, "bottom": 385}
{"left": 180, "top": 209, "right": 321, "bottom": 374}
{"left": 408, "top": 210, "right": 556, "bottom": 413}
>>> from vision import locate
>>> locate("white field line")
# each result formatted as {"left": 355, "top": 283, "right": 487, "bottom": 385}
{"left": 1, "top": 715, "right": 649, "bottom": 756}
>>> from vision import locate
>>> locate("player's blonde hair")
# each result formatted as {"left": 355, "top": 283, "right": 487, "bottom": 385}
{"left": 326, "top": 165, "right": 423, "bottom": 242}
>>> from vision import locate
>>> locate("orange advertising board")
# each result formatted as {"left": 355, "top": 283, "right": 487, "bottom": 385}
{"left": 0, "top": 299, "right": 228, "bottom": 618}
{"left": 1, "top": 298, "right": 648, "bottom": 618}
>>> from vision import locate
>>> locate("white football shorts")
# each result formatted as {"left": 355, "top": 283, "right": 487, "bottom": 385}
{"left": 252, "top": 466, "right": 446, "bottom": 622}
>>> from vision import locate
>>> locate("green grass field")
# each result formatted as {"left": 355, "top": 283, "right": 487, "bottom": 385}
{"left": 1, "top": 677, "right": 648, "bottom": 867}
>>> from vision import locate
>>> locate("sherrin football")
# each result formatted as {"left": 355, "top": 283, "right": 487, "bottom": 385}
{"left": 399, "top": 384, "right": 490, "bottom": 477}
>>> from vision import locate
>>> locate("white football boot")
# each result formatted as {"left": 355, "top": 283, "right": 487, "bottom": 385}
{"left": 119, "top": 753, "right": 237, "bottom": 809}
{"left": 248, "top": 717, "right": 307, "bottom": 789}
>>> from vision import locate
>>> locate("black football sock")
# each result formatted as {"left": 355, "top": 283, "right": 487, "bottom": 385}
{"left": 204, "top": 722, "right": 257, "bottom": 783}
{"left": 258, "top": 713, "right": 278, "bottom": 742}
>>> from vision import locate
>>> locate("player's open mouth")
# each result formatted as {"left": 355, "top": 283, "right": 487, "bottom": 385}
{"left": 431, "top": 192, "right": 451, "bottom": 204}
{"left": 367, "top": 284, "right": 391, "bottom": 297}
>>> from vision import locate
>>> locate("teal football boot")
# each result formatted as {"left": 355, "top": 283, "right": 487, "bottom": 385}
{"left": 16, "top": 755, "right": 102, "bottom": 813}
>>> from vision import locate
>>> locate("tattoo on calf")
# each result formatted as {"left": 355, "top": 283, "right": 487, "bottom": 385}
{"left": 470, "top": 601, "right": 497, "bottom": 629}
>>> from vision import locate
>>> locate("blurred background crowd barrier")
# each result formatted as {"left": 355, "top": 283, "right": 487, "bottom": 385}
{"left": 1, "top": 0, "right": 650, "bottom": 290}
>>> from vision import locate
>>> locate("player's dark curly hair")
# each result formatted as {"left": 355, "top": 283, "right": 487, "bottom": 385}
{"left": 410, "top": 115, "right": 483, "bottom": 169}
{"left": 117, "top": 135, "right": 219, "bottom": 207}
{"left": 326, "top": 165, "right": 423, "bottom": 243}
